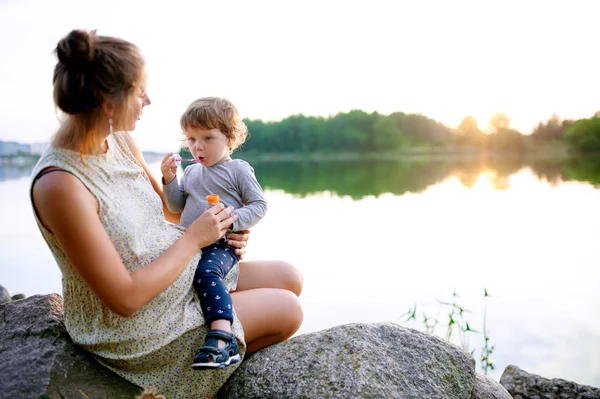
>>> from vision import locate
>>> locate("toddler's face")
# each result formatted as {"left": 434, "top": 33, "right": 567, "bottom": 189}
{"left": 185, "top": 127, "right": 230, "bottom": 167}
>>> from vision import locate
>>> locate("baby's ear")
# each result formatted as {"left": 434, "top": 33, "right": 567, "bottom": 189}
{"left": 228, "top": 137, "right": 237, "bottom": 151}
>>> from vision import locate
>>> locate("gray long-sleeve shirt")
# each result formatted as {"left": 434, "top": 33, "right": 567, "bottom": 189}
{"left": 163, "top": 158, "right": 267, "bottom": 230}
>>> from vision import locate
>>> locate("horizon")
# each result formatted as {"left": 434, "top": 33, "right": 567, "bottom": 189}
{"left": 1, "top": 0, "right": 599, "bottom": 151}
{"left": 0, "top": 108, "right": 581, "bottom": 147}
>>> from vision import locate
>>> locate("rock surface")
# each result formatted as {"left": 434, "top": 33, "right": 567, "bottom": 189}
{"left": 470, "top": 373, "right": 512, "bottom": 399}
{"left": 0, "top": 294, "right": 142, "bottom": 399}
{"left": 0, "top": 284, "right": 10, "bottom": 304}
{"left": 6, "top": 294, "right": 568, "bottom": 399}
{"left": 11, "top": 293, "right": 26, "bottom": 300}
{"left": 219, "top": 322, "right": 484, "bottom": 399}
{"left": 500, "top": 364, "right": 600, "bottom": 399}
{"left": 0, "top": 283, "right": 27, "bottom": 304}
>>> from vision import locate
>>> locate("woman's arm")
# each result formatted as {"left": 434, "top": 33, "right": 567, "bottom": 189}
{"left": 32, "top": 171, "right": 237, "bottom": 317}
{"left": 226, "top": 230, "right": 250, "bottom": 258}
{"left": 122, "top": 132, "right": 181, "bottom": 224}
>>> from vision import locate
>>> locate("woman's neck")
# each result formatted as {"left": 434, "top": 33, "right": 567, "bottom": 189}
{"left": 87, "top": 138, "right": 110, "bottom": 154}
{"left": 53, "top": 125, "right": 110, "bottom": 155}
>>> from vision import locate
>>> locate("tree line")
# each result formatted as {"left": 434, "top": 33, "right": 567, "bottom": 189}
{"left": 234, "top": 110, "right": 600, "bottom": 155}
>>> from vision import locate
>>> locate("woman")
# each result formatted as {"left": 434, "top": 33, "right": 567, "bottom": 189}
{"left": 30, "top": 29, "right": 303, "bottom": 398}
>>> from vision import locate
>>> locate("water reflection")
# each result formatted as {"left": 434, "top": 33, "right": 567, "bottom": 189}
{"left": 250, "top": 156, "right": 600, "bottom": 197}
{"left": 252, "top": 159, "right": 452, "bottom": 198}
{"left": 0, "top": 165, "right": 33, "bottom": 181}
{"left": 5, "top": 156, "right": 600, "bottom": 197}
{"left": 5, "top": 156, "right": 600, "bottom": 195}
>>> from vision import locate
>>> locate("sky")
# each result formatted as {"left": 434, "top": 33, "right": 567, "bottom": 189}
{"left": 1, "top": 0, "right": 599, "bottom": 152}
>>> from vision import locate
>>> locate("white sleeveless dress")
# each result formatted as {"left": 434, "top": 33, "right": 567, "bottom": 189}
{"left": 30, "top": 132, "right": 245, "bottom": 398}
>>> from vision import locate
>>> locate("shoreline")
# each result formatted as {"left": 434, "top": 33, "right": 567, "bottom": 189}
{"left": 237, "top": 149, "right": 576, "bottom": 163}
{"left": 0, "top": 147, "right": 586, "bottom": 167}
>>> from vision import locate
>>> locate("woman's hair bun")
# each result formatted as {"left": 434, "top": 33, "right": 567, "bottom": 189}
{"left": 56, "top": 29, "right": 96, "bottom": 67}
{"left": 52, "top": 29, "right": 144, "bottom": 116}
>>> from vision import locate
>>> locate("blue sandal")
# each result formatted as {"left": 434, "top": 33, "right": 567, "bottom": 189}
{"left": 192, "top": 329, "right": 241, "bottom": 370}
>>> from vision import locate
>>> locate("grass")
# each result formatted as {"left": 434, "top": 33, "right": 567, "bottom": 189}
{"left": 400, "top": 288, "right": 495, "bottom": 375}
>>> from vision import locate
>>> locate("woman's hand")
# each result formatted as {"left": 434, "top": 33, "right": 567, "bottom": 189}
{"left": 160, "top": 153, "right": 178, "bottom": 185}
{"left": 226, "top": 229, "right": 250, "bottom": 259}
{"left": 186, "top": 204, "right": 238, "bottom": 250}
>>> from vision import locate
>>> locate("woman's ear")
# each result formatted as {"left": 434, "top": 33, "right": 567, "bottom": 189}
{"left": 101, "top": 100, "right": 115, "bottom": 118}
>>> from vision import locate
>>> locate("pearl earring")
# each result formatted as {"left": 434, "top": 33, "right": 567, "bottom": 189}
{"left": 108, "top": 118, "right": 113, "bottom": 135}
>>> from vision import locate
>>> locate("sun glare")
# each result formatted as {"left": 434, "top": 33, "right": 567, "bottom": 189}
{"left": 471, "top": 172, "right": 495, "bottom": 192}
{"left": 468, "top": 110, "right": 501, "bottom": 133}
{"left": 476, "top": 114, "right": 494, "bottom": 132}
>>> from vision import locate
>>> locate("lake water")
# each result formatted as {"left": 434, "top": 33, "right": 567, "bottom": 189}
{"left": 1, "top": 156, "right": 599, "bottom": 386}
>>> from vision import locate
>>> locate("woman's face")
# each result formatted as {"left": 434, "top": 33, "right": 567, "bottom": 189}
{"left": 127, "top": 79, "right": 151, "bottom": 131}
{"left": 112, "top": 74, "right": 151, "bottom": 132}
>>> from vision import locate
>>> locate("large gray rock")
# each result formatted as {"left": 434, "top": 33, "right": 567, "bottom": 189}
{"left": 471, "top": 373, "right": 512, "bottom": 399}
{"left": 0, "top": 284, "right": 26, "bottom": 303}
{"left": 0, "top": 284, "right": 10, "bottom": 304}
{"left": 0, "top": 294, "right": 142, "bottom": 399}
{"left": 0, "top": 293, "right": 519, "bottom": 399}
{"left": 500, "top": 364, "right": 600, "bottom": 398}
{"left": 11, "top": 293, "right": 26, "bottom": 301}
{"left": 219, "top": 322, "right": 482, "bottom": 399}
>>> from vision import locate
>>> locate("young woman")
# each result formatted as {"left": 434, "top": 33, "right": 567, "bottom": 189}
{"left": 30, "top": 29, "right": 303, "bottom": 398}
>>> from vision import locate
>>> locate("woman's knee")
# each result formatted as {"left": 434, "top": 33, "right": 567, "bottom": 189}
{"left": 278, "top": 289, "right": 303, "bottom": 335}
{"left": 234, "top": 288, "right": 303, "bottom": 343}
{"left": 278, "top": 261, "right": 303, "bottom": 297}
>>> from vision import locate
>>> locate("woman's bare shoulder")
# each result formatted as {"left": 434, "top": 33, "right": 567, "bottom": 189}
{"left": 33, "top": 169, "right": 87, "bottom": 200}
{"left": 32, "top": 170, "right": 98, "bottom": 229}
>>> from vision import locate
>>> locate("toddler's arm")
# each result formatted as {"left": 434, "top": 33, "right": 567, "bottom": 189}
{"left": 232, "top": 162, "right": 267, "bottom": 231}
{"left": 161, "top": 153, "right": 186, "bottom": 214}
{"left": 160, "top": 153, "right": 180, "bottom": 185}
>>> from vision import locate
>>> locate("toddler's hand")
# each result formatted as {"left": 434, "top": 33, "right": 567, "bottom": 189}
{"left": 160, "top": 153, "right": 180, "bottom": 185}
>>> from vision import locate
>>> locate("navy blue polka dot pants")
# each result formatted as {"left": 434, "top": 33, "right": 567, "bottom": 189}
{"left": 193, "top": 238, "right": 239, "bottom": 325}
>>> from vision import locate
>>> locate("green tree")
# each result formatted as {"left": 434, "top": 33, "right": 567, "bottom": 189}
{"left": 454, "top": 115, "right": 484, "bottom": 148}
{"left": 238, "top": 109, "right": 453, "bottom": 154}
{"left": 563, "top": 117, "right": 600, "bottom": 152}
{"left": 485, "top": 113, "right": 527, "bottom": 153}
{"left": 398, "top": 113, "right": 453, "bottom": 145}
{"left": 372, "top": 113, "right": 405, "bottom": 150}
{"left": 531, "top": 114, "right": 567, "bottom": 141}
{"left": 487, "top": 112, "right": 510, "bottom": 133}
{"left": 488, "top": 129, "right": 526, "bottom": 153}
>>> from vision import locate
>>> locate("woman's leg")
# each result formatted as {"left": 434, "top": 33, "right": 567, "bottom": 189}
{"left": 232, "top": 288, "right": 303, "bottom": 354}
{"left": 235, "top": 260, "right": 303, "bottom": 296}
{"left": 232, "top": 260, "right": 304, "bottom": 354}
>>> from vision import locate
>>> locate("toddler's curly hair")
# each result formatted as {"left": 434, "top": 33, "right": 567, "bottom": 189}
{"left": 180, "top": 97, "right": 248, "bottom": 152}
